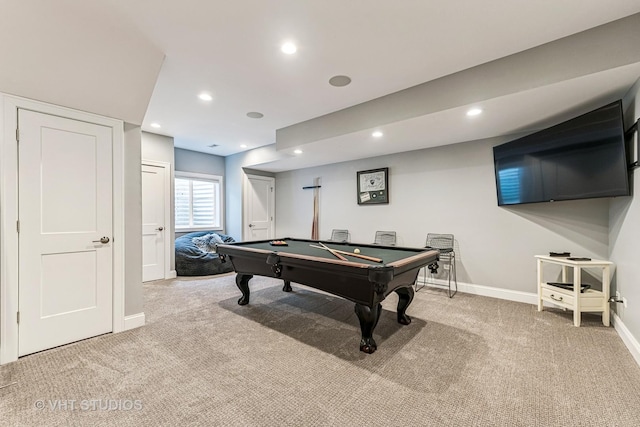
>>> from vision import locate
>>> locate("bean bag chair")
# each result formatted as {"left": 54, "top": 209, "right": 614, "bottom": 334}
{"left": 175, "top": 231, "right": 236, "bottom": 276}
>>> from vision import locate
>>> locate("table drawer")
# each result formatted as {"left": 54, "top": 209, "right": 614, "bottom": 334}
{"left": 580, "top": 290, "right": 606, "bottom": 311}
{"left": 541, "top": 286, "right": 574, "bottom": 308}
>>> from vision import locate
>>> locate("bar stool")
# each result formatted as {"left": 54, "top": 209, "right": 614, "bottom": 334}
{"left": 330, "top": 229, "right": 350, "bottom": 242}
{"left": 373, "top": 231, "right": 396, "bottom": 246}
{"left": 415, "top": 233, "right": 457, "bottom": 297}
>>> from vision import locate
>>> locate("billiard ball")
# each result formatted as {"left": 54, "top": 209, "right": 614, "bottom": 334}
{"left": 354, "top": 248, "right": 361, "bottom": 254}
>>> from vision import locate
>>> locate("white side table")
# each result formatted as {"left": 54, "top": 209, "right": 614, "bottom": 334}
{"left": 536, "top": 255, "right": 612, "bottom": 327}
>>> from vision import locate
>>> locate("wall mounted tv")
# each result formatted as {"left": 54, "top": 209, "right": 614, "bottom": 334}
{"left": 493, "top": 100, "right": 630, "bottom": 206}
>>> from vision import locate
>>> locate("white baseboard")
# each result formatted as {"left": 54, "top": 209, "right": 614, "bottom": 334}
{"left": 427, "top": 279, "right": 640, "bottom": 368}
{"left": 611, "top": 312, "right": 640, "bottom": 367}
{"left": 419, "top": 278, "right": 538, "bottom": 304}
{"left": 167, "top": 270, "right": 177, "bottom": 279}
{"left": 123, "top": 312, "right": 145, "bottom": 331}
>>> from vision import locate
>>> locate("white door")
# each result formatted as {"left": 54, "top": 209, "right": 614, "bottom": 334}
{"left": 18, "top": 109, "right": 113, "bottom": 356}
{"left": 142, "top": 163, "right": 166, "bottom": 282}
{"left": 244, "top": 175, "right": 275, "bottom": 240}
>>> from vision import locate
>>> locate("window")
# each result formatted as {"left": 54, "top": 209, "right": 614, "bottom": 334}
{"left": 175, "top": 171, "right": 223, "bottom": 231}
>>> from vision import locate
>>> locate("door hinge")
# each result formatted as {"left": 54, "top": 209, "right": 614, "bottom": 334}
{"left": 270, "top": 187, "right": 273, "bottom": 192}
{"left": 16, "top": 220, "right": 20, "bottom": 233}
{"left": 17, "top": 312, "right": 20, "bottom": 324}
{"left": 16, "top": 128, "right": 19, "bottom": 142}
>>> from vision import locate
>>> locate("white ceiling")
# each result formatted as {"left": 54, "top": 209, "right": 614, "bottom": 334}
{"left": 100, "top": 1, "right": 640, "bottom": 171}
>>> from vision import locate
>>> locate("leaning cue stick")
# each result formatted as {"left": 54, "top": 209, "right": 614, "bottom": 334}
{"left": 311, "top": 178, "right": 319, "bottom": 240}
{"left": 318, "top": 242, "right": 348, "bottom": 261}
{"left": 304, "top": 178, "right": 321, "bottom": 240}
{"left": 310, "top": 244, "right": 383, "bottom": 263}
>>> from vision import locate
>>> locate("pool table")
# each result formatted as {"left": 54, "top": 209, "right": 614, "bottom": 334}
{"left": 215, "top": 238, "right": 439, "bottom": 353}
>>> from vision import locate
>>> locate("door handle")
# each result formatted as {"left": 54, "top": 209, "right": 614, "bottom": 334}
{"left": 92, "top": 236, "right": 110, "bottom": 244}
{"left": 248, "top": 224, "right": 254, "bottom": 228}
{"left": 156, "top": 227, "right": 164, "bottom": 231}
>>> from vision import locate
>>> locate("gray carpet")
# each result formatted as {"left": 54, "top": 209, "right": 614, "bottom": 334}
{"left": 1, "top": 273, "right": 640, "bottom": 426}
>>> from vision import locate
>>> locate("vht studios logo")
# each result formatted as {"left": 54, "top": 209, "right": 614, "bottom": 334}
{"left": 34, "top": 399, "right": 143, "bottom": 411}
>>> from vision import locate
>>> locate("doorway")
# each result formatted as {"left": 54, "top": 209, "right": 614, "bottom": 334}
{"left": 243, "top": 174, "right": 275, "bottom": 240}
{"left": 142, "top": 161, "right": 171, "bottom": 282}
{"left": 0, "top": 96, "right": 125, "bottom": 364}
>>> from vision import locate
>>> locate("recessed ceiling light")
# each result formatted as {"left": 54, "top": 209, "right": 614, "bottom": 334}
{"left": 150, "top": 123, "right": 161, "bottom": 129}
{"left": 281, "top": 42, "right": 297, "bottom": 55}
{"left": 240, "top": 144, "right": 248, "bottom": 148}
{"left": 198, "top": 93, "right": 213, "bottom": 101}
{"left": 372, "top": 131, "right": 383, "bottom": 138}
{"left": 467, "top": 108, "right": 482, "bottom": 116}
{"left": 329, "top": 75, "right": 352, "bottom": 87}
{"left": 246, "top": 112, "right": 264, "bottom": 119}
{"left": 294, "top": 149, "right": 303, "bottom": 154}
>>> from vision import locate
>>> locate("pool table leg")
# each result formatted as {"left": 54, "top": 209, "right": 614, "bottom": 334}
{"left": 235, "top": 274, "right": 253, "bottom": 305}
{"left": 395, "top": 286, "right": 414, "bottom": 325}
{"left": 282, "top": 280, "right": 292, "bottom": 292}
{"left": 354, "top": 303, "right": 382, "bottom": 354}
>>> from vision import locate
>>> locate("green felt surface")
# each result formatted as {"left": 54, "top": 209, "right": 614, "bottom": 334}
{"left": 234, "top": 239, "right": 424, "bottom": 265}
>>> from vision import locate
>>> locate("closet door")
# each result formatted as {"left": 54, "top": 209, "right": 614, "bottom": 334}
{"left": 18, "top": 109, "right": 113, "bottom": 356}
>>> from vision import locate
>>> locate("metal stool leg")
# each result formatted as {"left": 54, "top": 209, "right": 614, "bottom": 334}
{"left": 447, "top": 251, "right": 457, "bottom": 298}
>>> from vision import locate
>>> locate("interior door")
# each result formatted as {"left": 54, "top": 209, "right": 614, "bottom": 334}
{"left": 18, "top": 109, "right": 113, "bottom": 356}
{"left": 244, "top": 175, "right": 275, "bottom": 240}
{"left": 142, "top": 163, "right": 166, "bottom": 282}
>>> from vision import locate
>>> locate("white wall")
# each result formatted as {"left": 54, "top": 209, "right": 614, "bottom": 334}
{"left": 124, "top": 124, "right": 143, "bottom": 316}
{"left": 175, "top": 148, "right": 225, "bottom": 177}
{"left": 276, "top": 136, "right": 613, "bottom": 293}
{"left": 610, "top": 78, "right": 640, "bottom": 343}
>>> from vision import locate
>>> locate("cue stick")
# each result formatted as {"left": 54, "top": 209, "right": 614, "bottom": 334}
{"left": 311, "top": 177, "right": 319, "bottom": 240}
{"left": 304, "top": 177, "right": 321, "bottom": 240}
{"left": 318, "top": 242, "right": 348, "bottom": 261}
{"left": 310, "top": 244, "right": 383, "bottom": 263}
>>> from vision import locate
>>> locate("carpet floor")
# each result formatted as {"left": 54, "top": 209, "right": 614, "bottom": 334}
{"left": 1, "top": 273, "right": 639, "bottom": 426}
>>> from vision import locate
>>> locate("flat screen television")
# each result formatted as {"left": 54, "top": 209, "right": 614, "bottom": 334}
{"left": 493, "top": 100, "right": 630, "bottom": 206}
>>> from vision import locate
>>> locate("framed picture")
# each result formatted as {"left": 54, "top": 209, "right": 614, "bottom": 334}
{"left": 357, "top": 167, "right": 389, "bottom": 205}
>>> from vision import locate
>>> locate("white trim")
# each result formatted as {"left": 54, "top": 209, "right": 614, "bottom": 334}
{"left": 167, "top": 270, "right": 177, "bottom": 279}
{"left": 124, "top": 312, "right": 146, "bottom": 331}
{"left": 142, "top": 159, "right": 172, "bottom": 280}
{"left": 611, "top": 312, "right": 640, "bottom": 367}
{"left": 175, "top": 226, "right": 225, "bottom": 233}
{"left": 0, "top": 94, "right": 17, "bottom": 365}
{"left": 0, "top": 94, "right": 125, "bottom": 364}
{"left": 419, "top": 277, "right": 537, "bottom": 305}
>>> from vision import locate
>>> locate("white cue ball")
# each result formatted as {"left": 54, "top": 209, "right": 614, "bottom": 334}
{"left": 354, "top": 248, "right": 360, "bottom": 254}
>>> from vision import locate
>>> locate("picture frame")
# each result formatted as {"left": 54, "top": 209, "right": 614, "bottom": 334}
{"left": 357, "top": 167, "right": 389, "bottom": 205}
